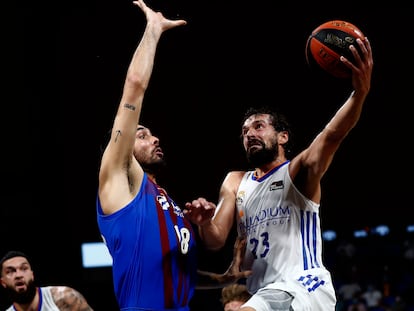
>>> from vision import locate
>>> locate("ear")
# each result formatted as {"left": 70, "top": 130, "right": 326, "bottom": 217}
{"left": 277, "top": 131, "right": 289, "bottom": 145}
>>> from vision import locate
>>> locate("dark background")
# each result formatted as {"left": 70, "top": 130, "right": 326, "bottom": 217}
{"left": 2, "top": 0, "right": 412, "bottom": 309}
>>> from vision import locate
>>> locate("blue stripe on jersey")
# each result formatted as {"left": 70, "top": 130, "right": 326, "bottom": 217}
{"left": 312, "top": 212, "right": 320, "bottom": 268}
{"left": 300, "top": 210, "right": 320, "bottom": 270}
{"left": 300, "top": 210, "right": 308, "bottom": 270}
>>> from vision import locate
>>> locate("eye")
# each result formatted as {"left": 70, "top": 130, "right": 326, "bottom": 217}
{"left": 255, "top": 123, "right": 264, "bottom": 130}
{"left": 136, "top": 132, "right": 146, "bottom": 139}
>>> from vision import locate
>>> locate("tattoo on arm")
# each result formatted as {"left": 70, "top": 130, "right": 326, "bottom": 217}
{"left": 53, "top": 287, "right": 94, "bottom": 311}
{"left": 114, "top": 130, "right": 122, "bottom": 142}
{"left": 113, "top": 103, "right": 135, "bottom": 143}
{"left": 124, "top": 103, "right": 136, "bottom": 111}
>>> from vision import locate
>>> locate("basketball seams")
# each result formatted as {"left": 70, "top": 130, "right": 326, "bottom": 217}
{"left": 305, "top": 20, "right": 365, "bottom": 79}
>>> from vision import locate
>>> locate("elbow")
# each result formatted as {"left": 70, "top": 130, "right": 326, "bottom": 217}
{"left": 126, "top": 73, "right": 148, "bottom": 92}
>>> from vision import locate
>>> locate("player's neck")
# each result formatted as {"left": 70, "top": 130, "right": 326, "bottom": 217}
{"left": 13, "top": 287, "right": 41, "bottom": 311}
{"left": 255, "top": 158, "right": 287, "bottom": 178}
{"left": 147, "top": 173, "right": 157, "bottom": 184}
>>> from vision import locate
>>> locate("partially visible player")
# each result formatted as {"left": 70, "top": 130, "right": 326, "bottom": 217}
{"left": 1, "top": 250, "right": 94, "bottom": 311}
{"left": 221, "top": 284, "right": 252, "bottom": 311}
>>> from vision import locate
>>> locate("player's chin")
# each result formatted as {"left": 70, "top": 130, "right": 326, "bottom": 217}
{"left": 247, "top": 146, "right": 261, "bottom": 154}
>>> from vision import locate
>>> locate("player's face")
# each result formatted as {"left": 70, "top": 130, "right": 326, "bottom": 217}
{"left": 241, "top": 114, "right": 276, "bottom": 150}
{"left": 1, "top": 256, "right": 37, "bottom": 304}
{"left": 0, "top": 256, "right": 34, "bottom": 293}
{"left": 241, "top": 114, "right": 279, "bottom": 166}
{"left": 133, "top": 125, "right": 164, "bottom": 165}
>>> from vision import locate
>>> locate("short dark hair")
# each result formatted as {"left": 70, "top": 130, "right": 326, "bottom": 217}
{"left": 0, "top": 251, "right": 30, "bottom": 271}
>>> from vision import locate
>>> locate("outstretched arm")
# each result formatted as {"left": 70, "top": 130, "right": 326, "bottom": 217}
{"left": 185, "top": 171, "right": 245, "bottom": 251}
{"left": 290, "top": 37, "right": 373, "bottom": 202}
{"left": 98, "top": 0, "right": 187, "bottom": 215}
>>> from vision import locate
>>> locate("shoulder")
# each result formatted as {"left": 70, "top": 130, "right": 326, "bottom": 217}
{"left": 220, "top": 171, "right": 246, "bottom": 194}
{"left": 224, "top": 171, "right": 246, "bottom": 182}
{"left": 49, "top": 285, "right": 73, "bottom": 296}
{"left": 49, "top": 286, "right": 93, "bottom": 310}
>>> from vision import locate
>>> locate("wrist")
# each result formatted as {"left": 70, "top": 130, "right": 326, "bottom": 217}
{"left": 199, "top": 218, "right": 213, "bottom": 228}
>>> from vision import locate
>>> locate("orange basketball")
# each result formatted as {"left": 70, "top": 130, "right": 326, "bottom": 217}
{"left": 305, "top": 20, "right": 365, "bottom": 79}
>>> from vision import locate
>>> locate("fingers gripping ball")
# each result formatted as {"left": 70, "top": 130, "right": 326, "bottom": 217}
{"left": 305, "top": 20, "right": 365, "bottom": 78}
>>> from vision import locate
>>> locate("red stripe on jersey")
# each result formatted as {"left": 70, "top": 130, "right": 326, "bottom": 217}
{"left": 155, "top": 187, "right": 174, "bottom": 308}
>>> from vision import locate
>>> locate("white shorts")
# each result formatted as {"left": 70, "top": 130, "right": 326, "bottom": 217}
{"left": 241, "top": 269, "right": 336, "bottom": 311}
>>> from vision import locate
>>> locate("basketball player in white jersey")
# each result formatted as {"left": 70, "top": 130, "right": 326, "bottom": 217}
{"left": 1, "top": 251, "right": 94, "bottom": 311}
{"left": 184, "top": 37, "right": 373, "bottom": 311}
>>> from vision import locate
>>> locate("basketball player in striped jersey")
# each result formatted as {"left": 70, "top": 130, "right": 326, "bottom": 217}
{"left": 184, "top": 37, "right": 373, "bottom": 310}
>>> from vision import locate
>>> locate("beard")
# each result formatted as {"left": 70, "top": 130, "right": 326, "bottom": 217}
{"left": 142, "top": 158, "right": 167, "bottom": 177}
{"left": 246, "top": 141, "right": 278, "bottom": 168}
{"left": 4, "top": 279, "right": 37, "bottom": 304}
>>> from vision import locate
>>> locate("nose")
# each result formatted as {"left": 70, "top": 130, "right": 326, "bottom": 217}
{"left": 152, "top": 136, "right": 160, "bottom": 145}
{"left": 14, "top": 269, "right": 25, "bottom": 278}
{"left": 245, "top": 128, "right": 257, "bottom": 139}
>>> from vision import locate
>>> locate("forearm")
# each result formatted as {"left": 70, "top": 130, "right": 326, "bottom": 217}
{"left": 198, "top": 220, "right": 228, "bottom": 251}
{"left": 125, "top": 26, "right": 162, "bottom": 93}
{"left": 126, "top": 0, "right": 187, "bottom": 94}
{"left": 326, "top": 36, "right": 372, "bottom": 137}
{"left": 325, "top": 90, "right": 366, "bottom": 138}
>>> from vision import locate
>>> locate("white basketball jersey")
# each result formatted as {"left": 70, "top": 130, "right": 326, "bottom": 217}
{"left": 6, "top": 287, "right": 60, "bottom": 311}
{"left": 236, "top": 161, "right": 329, "bottom": 294}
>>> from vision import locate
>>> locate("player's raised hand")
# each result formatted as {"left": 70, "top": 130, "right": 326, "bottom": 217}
{"left": 133, "top": 0, "right": 187, "bottom": 32}
{"left": 184, "top": 197, "right": 216, "bottom": 226}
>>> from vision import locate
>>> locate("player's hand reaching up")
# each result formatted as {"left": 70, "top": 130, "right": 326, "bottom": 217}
{"left": 133, "top": 0, "right": 187, "bottom": 33}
